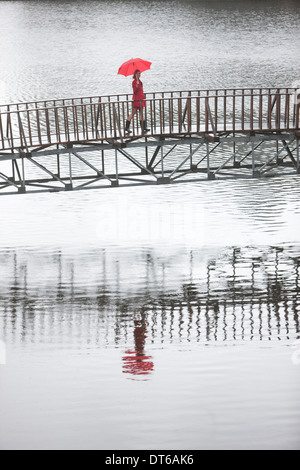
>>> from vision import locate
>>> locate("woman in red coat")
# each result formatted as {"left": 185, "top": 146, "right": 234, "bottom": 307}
{"left": 125, "top": 70, "right": 149, "bottom": 135}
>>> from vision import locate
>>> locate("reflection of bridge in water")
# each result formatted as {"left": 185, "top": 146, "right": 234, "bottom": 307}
{"left": 0, "top": 87, "right": 299, "bottom": 194}
{"left": 0, "top": 246, "right": 299, "bottom": 346}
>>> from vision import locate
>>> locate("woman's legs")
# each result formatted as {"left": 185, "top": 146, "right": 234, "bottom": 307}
{"left": 128, "top": 107, "right": 137, "bottom": 121}
{"left": 139, "top": 108, "right": 149, "bottom": 133}
{"left": 126, "top": 106, "right": 149, "bottom": 134}
{"left": 125, "top": 107, "right": 137, "bottom": 134}
{"left": 138, "top": 109, "right": 143, "bottom": 131}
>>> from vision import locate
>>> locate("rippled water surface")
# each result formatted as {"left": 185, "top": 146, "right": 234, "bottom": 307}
{"left": 0, "top": 0, "right": 300, "bottom": 450}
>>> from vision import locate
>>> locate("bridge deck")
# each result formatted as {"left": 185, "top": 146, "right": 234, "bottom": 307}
{"left": 0, "top": 122, "right": 298, "bottom": 154}
{"left": 0, "top": 87, "right": 299, "bottom": 194}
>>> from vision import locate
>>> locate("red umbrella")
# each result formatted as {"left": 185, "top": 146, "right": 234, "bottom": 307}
{"left": 118, "top": 58, "right": 152, "bottom": 77}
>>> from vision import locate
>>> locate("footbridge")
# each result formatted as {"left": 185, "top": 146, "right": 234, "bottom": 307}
{"left": 0, "top": 87, "right": 299, "bottom": 194}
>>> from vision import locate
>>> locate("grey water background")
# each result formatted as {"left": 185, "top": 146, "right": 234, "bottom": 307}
{"left": 0, "top": 0, "right": 300, "bottom": 450}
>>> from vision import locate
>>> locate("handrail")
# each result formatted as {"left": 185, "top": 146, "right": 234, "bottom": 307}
{"left": 0, "top": 87, "right": 296, "bottom": 112}
{"left": 0, "top": 90, "right": 297, "bottom": 116}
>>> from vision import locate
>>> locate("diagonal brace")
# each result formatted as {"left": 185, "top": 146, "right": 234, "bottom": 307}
{"left": 259, "top": 138, "right": 295, "bottom": 173}
{"left": 69, "top": 149, "right": 112, "bottom": 182}
{"left": 0, "top": 171, "right": 19, "bottom": 190}
{"left": 117, "top": 148, "right": 158, "bottom": 179}
{"left": 153, "top": 144, "right": 178, "bottom": 170}
{"left": 28, "top": 157, "right": 66, "bottom": 186}
{"left": 281, "top": 140, "right": 297, "bottom": 168}
{"left": 169, "top": 141, "right": 203, "bottom": 179}
{"left": 215, "top": 140, "right": 264, "bottom": 174}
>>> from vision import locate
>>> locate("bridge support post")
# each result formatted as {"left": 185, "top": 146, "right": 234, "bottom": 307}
{"left": 68, "top": 153, "right": 73, "bottom": 190}
{"left": 276, "top": 141, "right": 280, "bottom": 165}
{"left": 115, "top": 150, "right": 119, "bottom": 185}
{"left": 20, "top": 157, "right": 26, "bottom": 193}
{"left": 251, "top": 142, "right": 257, "bottom": 177}
{"left": 57, "top": 153, "right": 61, "bottom": 179}
{"left": 206, "top": 142, "right": 216, "bottom": 180}
{"left": 206, "top": 142, "right": 210, "bottom": 179}
{"left": 233, "top": 137, "right": 236, "bottom": 167}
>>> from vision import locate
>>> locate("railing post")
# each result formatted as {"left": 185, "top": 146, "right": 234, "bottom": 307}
{"left": 196, "top": 94, "right": 200, "bottom": 132}
{"left": 35, "top": 104, "right": 42, "bottom": 145}
{"left": 259, "top": 89, "right": 263, "bottom": 129}
{"left": 168, "top": 98, "right": 172, "bottom": 134}
{"left": 55, "top": 108, "right": 61, "bottom": 143}
{"left": 108, "top": 97, "right": 112, "bottom": 134}
{"left": 205, "top": 98, "right": 216, "bottom": 136}
{"left": 241, "top": 90, "right": 245, "bottom": 131}
{"left": 181, "top": 91, "right": 189, "bottom": 128}
{"left": 7, "top": 111, "right": 14, "bottom": 149}
{"left": 64, "top": 106, "right": 71, "bottom": 142}
{"left": 250, "top": 89, "right": 254, "bottom": 130}
{"left": 159, "top": 98, "right": 163, "bottom": 134}
{"left": 45, "top": 107, "right": 51, "bottom": 144}
{"left": 84, "top": 104, "right": 89, "bottom": 140}
{"left": 17, "top": 111, "right": 29, "bottom": 151}
{"left": 276, "top": 90, "right": 281, "bottom": 129}
{"left": 102, "top": 103, "right": 107, "bottom": 139}
{"left": 95, "top": 98, "right": 102, "bottom": 138}
{"left": 112, "top": 104, "right": 123, "bottom": 141}
{"left": 232, "top": 90, "right": 235, "bottom": 132}
{"left": 214, "top": 92, "right": 218, "bottom": 133}
{"left": 297, "top": 136, "right": 300, "bottom": 174}
{"left": 6, "top": 105, "right": 10, "bottom": 142}
{"left": 161, "top": 93, "right": 165, "bottom": 132}
{"left": 285, "top": 88, "right": 289, "bottom": 129}
{"left": 205, "top": 97, "right": 208, "bottom": 133}
{"left": 0, "top": 113, "right": 4, "bottom": 150}
{"left": 187, "top": 93, "right": 192, "bottom": 131}
{"left": 178, "top": 98, "right": 182, "bottom": 133}
{"left": 149, "top": 99, "right": 153, "bottom": 135}
{"left": 153, "top": 97, "right": 157, "bottom": 134}
{"left": 224, "top": 89, "right": 227, "bottom": 132}
{"left": 268, "top": 90, "right": 272, "bottom": 129}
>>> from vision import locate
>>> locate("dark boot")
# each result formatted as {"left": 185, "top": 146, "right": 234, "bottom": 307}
{"left": 125, "top": 120, "right": 132, "bottom": 135}
{"left": 140, "top": 120, "right": 150, "bottom": 133}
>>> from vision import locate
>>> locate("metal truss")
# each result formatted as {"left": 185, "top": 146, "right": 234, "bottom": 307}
{"left": 0, "top": 131, "right": 299, "bottom": 195}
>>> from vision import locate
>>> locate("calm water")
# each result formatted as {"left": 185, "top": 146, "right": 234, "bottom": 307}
{"left": 0, "top": 0, "right": 300, "bottom": 450}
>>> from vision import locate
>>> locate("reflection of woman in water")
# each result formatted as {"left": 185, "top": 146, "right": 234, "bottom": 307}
{"left": 125, "top": 70, "right": 150, "bottom": 135}
{"left": 122, "top": 312, "right": 154, "bottom": 378}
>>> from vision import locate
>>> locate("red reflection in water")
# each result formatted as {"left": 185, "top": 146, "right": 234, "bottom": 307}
{"left": 122, "top": 321, "right": 154, "bottom": 379}
{"left": 122, "top": 350, "right": 154, "bottom": 376}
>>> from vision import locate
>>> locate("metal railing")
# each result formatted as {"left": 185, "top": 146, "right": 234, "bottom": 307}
{"left": 0, "top": 88, "right": 299, "bottom": 151}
